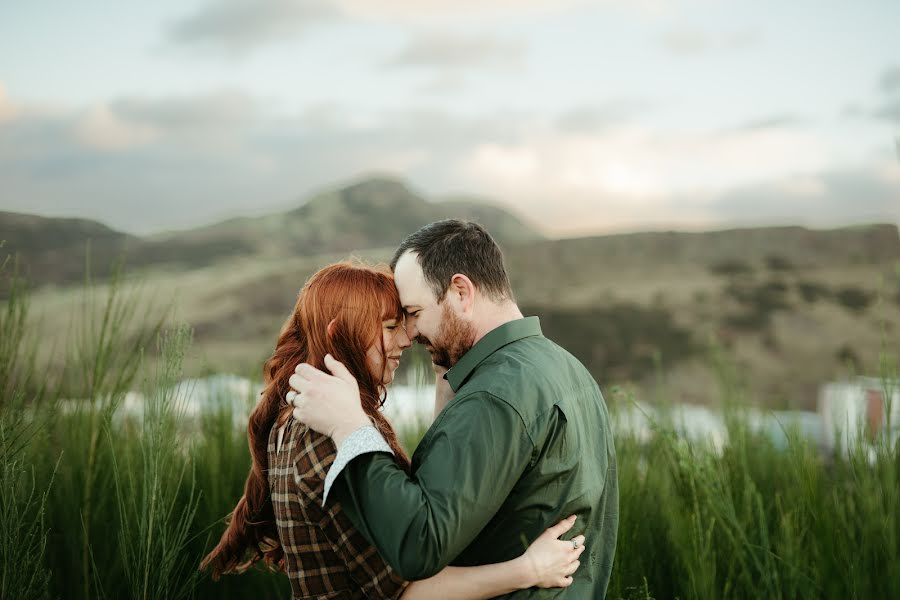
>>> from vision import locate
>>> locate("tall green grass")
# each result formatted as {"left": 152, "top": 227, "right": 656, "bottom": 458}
{"left": 2, "top": 259, "right": 898, "bottom": 599}
{"left": 1, "top": 256, "right": 55, "bottom": 600}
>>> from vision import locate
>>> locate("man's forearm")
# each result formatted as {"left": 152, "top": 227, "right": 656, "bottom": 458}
{"left": 334, "top": 452, "right": 452, "bottom": 580}
{"left": 329, "top": 394, "right": 534, "bottom": 580}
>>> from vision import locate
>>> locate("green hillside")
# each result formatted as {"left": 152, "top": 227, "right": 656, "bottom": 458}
{"left": 5, "top": 177, "right": 900, "bottom": 410}
{"left": 1, "top": 176, "right": 541, "bottom": 291}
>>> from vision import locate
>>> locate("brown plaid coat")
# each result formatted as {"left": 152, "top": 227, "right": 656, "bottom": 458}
{"left": 267, "top": 417, "right": 409, "bottom": 599}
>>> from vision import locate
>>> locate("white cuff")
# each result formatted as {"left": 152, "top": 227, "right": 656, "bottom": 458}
{"left": 322, "top": 425, "right": 393, "bottom": 505}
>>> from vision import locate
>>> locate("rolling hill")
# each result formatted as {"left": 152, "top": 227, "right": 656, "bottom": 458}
{"left": 0, "top": 176, "right": 542, "bottom": 291}
{"left": 5, "top": 176, "right": 900, "bottom": 410}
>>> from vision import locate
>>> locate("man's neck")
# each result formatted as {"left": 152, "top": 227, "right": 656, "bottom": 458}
{"left": 472, "top": 302, "right": 525, "bottom": 345}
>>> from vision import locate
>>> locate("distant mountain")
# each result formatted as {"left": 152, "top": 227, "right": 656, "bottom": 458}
{"left": 0, "top": 211, "right": 136, "bottom": 288}
{"left": 0, "top": 176, "right": 543, "bottom": 290}
{"left": 4, "top": 175, "right": 899, "bottom": 296}
{"left": 168, "top": 176, "right": 542, "bottom": 257}
{"left": 13, "top": 193, "right": 900, "bottom": 411}
{"left": 0, "top": 211, "right": 259, "bottom": 291}
{"left": 509, "top": 224, "right": 900, "bottom": 272}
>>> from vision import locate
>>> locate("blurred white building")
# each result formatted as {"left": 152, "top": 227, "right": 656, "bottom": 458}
{"left": 819, "top": 377, "right": 900, "bottom": 455}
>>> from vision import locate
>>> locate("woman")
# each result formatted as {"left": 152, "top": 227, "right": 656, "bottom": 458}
{"left": 200, "top": 262, "right": 584, "bottom": 598}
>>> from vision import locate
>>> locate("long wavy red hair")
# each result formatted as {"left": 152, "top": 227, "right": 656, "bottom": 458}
{"left": 199, "top": 261, "right": 412, "bottom": 579}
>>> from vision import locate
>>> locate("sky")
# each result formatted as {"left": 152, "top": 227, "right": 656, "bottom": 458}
{"left": 1, "top": 0, "right": 898, "bottom": 237}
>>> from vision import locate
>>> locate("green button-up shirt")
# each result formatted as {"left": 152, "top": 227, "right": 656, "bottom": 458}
{"left": 330, "top": 317, "right": 618, "bottom": 598}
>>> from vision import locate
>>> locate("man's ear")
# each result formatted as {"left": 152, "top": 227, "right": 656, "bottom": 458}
{"left": 449, "top": 274, "right": 476, "bottom": 314}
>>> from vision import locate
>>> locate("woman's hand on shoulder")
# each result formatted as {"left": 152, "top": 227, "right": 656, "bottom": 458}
{"left": 519, "top": 515, "right": 585, "bottom": 589}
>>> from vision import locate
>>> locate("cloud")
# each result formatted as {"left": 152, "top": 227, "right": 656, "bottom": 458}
{"left": 732, "top": 115, "right": 806, "bottom": 132}
{"left": 872, "top": 98, "right": 900, "bottom": 124}
{"left": 335, "top": 0, "right": 679, "bottom": 21}
{"left": 74, "top": 106, "right": 159, "bottom": 151}
{"left": 385, "top": 33, "right": 525, "bottom": 70}
{"left": 445, "top": 119, "right": 857, "bottom": 234}
{"left": 111, "top": 90, "right": 257, "bottom": 132}
{"left": 383, "top": 32, "right": 527, "bottom": 93}
{"left": 660, "top": 26, "right": 761, "bottom": 56}
{"left": 166, "top": 0, "right": 340, "bottom": 54}
{"left": 63, "top": 91, "right": 257, "bottom": 152}
{"left": 460, "top": 123, "right": 831, "bottom": 203}
{"left": 336, "top": 0, "right": 595, "bottom": 21}
{"left": 2, "top": 92, "right": 894, "bottom": 237}
{"left": 841, "top": 65, "right": 900, "bottom": 124}
{"left": 0, "top": 83, "right": 17, "bottom": 123}
{"left": 880, "top": 65, "right": 900, "bottom": 93}
{"left": 556, "top": 101, "right": 651, "bottom": 133}
{"left": 706, "top": 161, "right": 900, "bottom": 227}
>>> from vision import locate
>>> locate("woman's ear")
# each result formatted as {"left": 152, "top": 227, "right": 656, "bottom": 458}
{"left": 326, "top": 318, "right": 338, "bottom": 338}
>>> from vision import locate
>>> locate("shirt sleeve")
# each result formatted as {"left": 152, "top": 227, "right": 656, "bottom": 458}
{"left": 323, "top": 425, "right": 394, "bottom": 504}
{"left": 329, "top": 391, "right": 535, "bottom": 580}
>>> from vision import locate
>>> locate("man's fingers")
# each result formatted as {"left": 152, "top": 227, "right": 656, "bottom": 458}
{"left": 545, "top": 515, "right": 577, "bottom": 539}
{"left": 323, "top": 354, "right": 354, "bottom": 383}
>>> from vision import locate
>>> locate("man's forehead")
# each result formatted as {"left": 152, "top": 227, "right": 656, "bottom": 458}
{"left": 393, "top": 252, "right": 430, "bottom": 306}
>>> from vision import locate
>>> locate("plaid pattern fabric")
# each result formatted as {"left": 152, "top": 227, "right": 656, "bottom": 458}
{"left": 267, "top": 417, "right": 409, "bottom": 599}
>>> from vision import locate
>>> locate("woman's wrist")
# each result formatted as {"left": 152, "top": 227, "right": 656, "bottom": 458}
{"left": 512, "top": 553, "right": 538, "bottom": 589}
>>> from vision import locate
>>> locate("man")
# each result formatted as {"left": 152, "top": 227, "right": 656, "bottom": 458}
{"left": 290, "top": 220, "right": 618, "bottom": 597}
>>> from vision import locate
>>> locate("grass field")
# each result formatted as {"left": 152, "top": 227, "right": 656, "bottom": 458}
{"left": 3, "top": 265, "right": 899, "bottom": 600}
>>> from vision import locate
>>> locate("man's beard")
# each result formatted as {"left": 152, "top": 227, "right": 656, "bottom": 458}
{"left": 417, "top": 302, "right": 476, "bottom": 369}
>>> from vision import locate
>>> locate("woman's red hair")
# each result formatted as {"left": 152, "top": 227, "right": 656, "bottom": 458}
{"left": 199, "top": 261, "right": 411, "bottom": 579}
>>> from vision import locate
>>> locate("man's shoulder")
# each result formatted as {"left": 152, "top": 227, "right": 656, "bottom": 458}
{"left": 465, "top": 335, "right": 596, "bottom": 398}
{"left": 452, "top": 335, "right": 603, "bottom": 431}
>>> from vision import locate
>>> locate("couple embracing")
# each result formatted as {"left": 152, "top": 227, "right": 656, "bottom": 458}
{"left": 201, "top": 220, "right": 619, "bottom": 599}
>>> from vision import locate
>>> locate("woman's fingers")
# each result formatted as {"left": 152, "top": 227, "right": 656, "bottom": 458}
{"left": 543, "top": 515, "right": 577, "bottom": 540}
{"left": 564, "top": 559, "right": 580, "bottom": 577}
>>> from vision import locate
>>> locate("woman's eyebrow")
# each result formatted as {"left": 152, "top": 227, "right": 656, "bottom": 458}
{"left": 403, "top": 305, "right": 421, "bottom": 313}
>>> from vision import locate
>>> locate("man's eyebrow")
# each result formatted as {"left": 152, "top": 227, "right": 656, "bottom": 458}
{"left": 403, "top": 305, "right": 422, "bottom": 312}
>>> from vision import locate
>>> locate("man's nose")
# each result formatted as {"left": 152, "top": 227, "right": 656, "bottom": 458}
{"left": 404, "top": 320, "right": 418, "bottom": 340}
{"left": 397, "top": 325, "right": 412, "bottom": 349}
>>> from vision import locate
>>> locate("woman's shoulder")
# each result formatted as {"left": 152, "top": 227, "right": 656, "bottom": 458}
{"left": 272, "top": 418, "right": 338, "bottom": 486}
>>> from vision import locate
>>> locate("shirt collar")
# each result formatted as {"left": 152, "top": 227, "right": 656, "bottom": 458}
{"left": 445, "top": 316, "right": 543, "bottom": 392}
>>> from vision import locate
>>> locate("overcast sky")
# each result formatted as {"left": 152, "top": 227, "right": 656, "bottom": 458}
{"left": 1, "top": 0, "right": 898, "bottom": 237}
